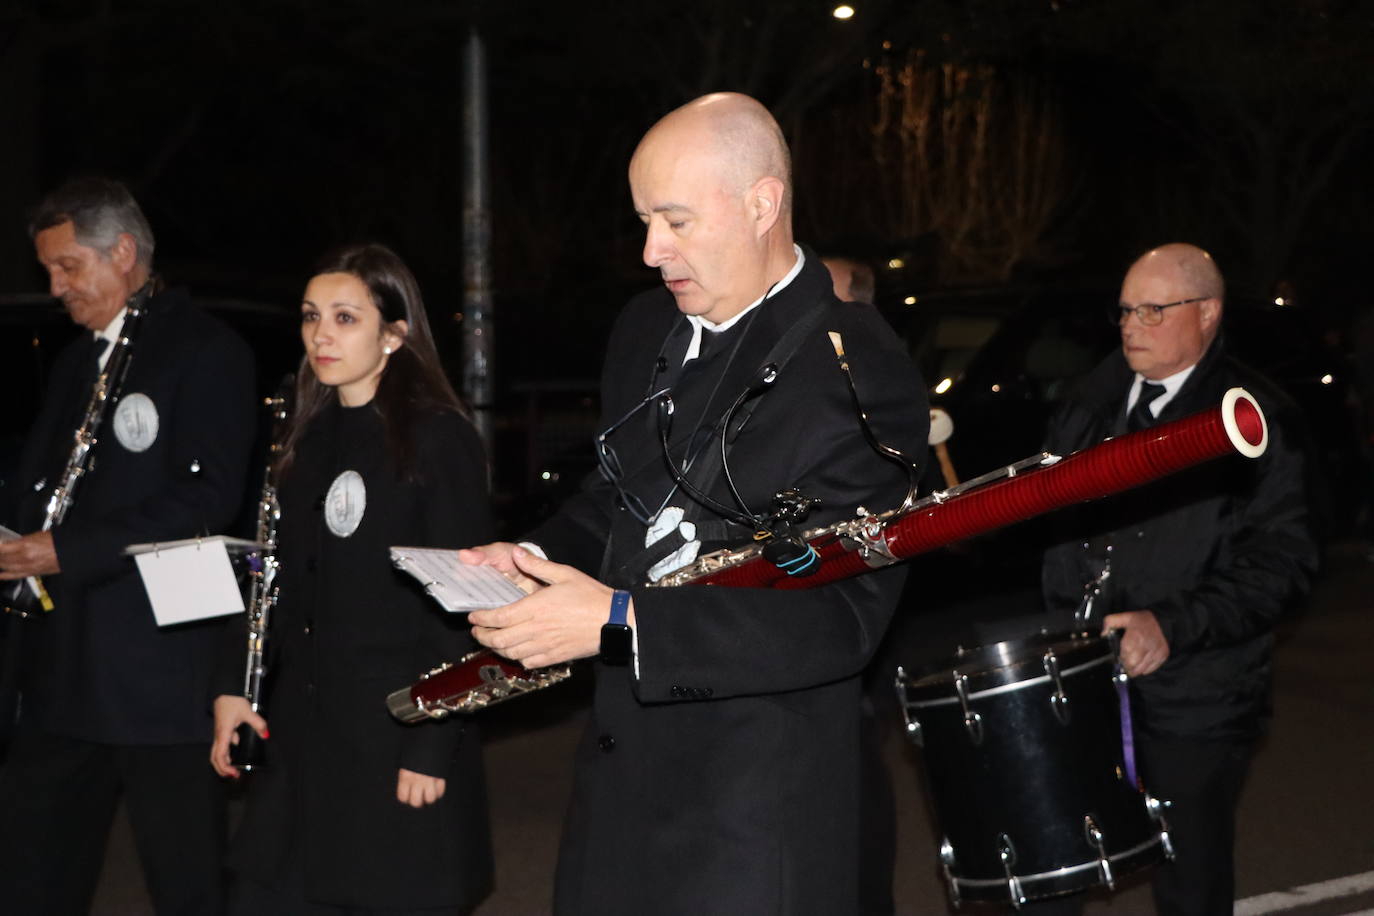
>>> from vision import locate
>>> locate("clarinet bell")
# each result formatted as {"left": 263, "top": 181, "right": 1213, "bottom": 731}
{"left": 230, "top": 722, "right": 267, "bottom": 772}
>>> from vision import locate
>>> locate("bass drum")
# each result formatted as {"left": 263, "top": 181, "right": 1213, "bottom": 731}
{"left": 894, "top": 631, "right": 1172, "bottom": 907}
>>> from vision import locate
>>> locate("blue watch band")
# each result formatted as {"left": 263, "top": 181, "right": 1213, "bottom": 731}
{"left": 608, "top": 589, "right": 631, "bottom": 626}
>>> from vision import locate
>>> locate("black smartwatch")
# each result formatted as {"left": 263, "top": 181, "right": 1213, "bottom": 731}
{"left": 600, "top": 589, "right": 633, "bottom": 666}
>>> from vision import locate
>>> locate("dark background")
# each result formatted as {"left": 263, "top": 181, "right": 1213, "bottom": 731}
{"left": 3, "top": 0, "right": 1373, "bottom": 461}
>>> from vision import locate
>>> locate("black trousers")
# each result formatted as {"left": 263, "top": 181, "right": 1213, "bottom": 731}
{"left": 1143, "top": 734, "right": 1254, "bottom": 915}
{"left": 1021, "top": 733, "right": 1254, "bottom": 916}
{"left": 229, "top": 870, "right": 472, "bottom": 916}
{"left": 0, "top": 728, "right": 226, "bottom": 916}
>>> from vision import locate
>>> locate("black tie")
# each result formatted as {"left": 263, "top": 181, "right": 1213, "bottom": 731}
{"left": 696, "top": 328, "right": 723, "bottom": 361}
{"left": 1127, "top": 381, "right": 1166, "bottom": 432}
{"left": 93, "top": 336, "right": 110, "bottom": 372}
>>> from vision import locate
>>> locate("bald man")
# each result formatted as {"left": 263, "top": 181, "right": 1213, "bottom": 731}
{"left": 463, "top": 94, "right": 928, "bottom": 914}
{"left": 1038, "top": 244, "right": 1317, "bottom": 914}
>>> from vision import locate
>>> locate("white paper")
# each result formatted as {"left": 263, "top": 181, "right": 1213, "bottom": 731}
{"left": 129, "top": 536, "right": 246, "bottom": 626}
{"left": 390, "top": 546, "right": 529, "bottom": 613}
{"left": 125, "top": 536, "right": 262, "bottom": 556}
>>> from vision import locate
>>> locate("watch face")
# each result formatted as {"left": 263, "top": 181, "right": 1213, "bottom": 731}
{"left": 600, "top": 623, "right": 633, "bottom": 666}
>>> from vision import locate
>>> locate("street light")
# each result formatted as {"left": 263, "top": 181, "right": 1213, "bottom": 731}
{"left": 833, "top": 5, "right": 855, "bottom": 20}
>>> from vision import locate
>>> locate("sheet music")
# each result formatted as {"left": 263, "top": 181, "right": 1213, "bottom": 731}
{"left": 128, "top": 536, "right": 246, "bottom": 626}
{"left": 390, "top": 546, "right": 529, "bottom": 613}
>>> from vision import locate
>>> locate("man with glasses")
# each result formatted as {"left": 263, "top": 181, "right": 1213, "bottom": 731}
{"left": 462, "top": 92, "right": 927, "bottom": 914}
{"left": 1037, "top": 243, "right": 1317, "bottom": 914}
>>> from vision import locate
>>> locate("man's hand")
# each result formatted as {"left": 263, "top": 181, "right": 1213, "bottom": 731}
{"left": 468, "top": 546, "right": 628, "bottom": 668}
{"left": 0, "top": 531, "right": 59, "bottom": 580}
{"left": 397, "top": 769, "right": 446, "bottom": 808}
{"left": 209, "top": 695, "right": 269, "bottom": 779}
{"left": 1102, "top": 610, "right": 1170, "bottom": 677}
{"left": 457, "top": 541, "right": 544, "bottom": 595}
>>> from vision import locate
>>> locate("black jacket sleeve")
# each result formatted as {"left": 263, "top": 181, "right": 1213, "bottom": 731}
{"left": 396, "top": 411, "right": 494, "bottom": 777}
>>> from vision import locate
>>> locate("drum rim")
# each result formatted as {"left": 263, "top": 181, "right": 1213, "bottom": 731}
{"left": 898, "top": 629, "right": 1109, "bottom": 696}
{"left": 903, "top": 652, "right": 1112, "bottom": 708}
{"left": 947, "top": 830, "right": 1166, "bottom": 897}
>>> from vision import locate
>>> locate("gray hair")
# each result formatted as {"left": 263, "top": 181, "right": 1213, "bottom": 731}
{"left": 29, "top": 177, "right": 156, "bottom": 268}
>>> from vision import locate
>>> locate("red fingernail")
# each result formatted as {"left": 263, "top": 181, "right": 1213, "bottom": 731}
{"left": 262, "top": 728, "right": 270, "bottom": 739}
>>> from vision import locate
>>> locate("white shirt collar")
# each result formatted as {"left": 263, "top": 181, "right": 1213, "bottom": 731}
{"left": 684, "top": 245, "right": 804, "bottom": 363}
{"left": 94, "top": 307, "right": 128, "bottom": 372}
{"left": 1127, "top": 362, "right": 1197, "bottom": 418}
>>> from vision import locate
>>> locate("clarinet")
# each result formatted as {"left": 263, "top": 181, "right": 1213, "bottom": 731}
{"left": 2, "top": 279, "right": 154, "bottom": 619}
{"left": 231, "top": 378, "right": 292, "bottom": 771}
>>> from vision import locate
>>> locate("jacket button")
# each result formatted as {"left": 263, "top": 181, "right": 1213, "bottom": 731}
{"left": 598, "top": 734, "right": 615, "bottom": 752}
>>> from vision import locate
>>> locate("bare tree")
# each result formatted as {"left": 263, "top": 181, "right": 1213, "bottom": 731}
{"left": 867, "top": 51, "right": 1081, "bottom": 283}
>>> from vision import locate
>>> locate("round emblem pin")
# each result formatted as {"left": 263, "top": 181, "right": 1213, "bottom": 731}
{"left": 324, "top": 470, "right": 367, "bottom": 537}
{"left": 113, "top": 393, "right": 159, "bottom": 453}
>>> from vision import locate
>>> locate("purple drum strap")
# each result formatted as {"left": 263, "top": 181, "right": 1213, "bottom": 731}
{"left": 1115, "top": 668, "right": 1140, "bottom": 790}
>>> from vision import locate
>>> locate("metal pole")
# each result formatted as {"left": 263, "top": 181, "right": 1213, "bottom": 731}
{"left": 461, "top": 26, "right": 493, "bottom": 445}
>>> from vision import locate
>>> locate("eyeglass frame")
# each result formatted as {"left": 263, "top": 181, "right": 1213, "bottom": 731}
{"left": 1111, "top": 296, "right": 1210, "bottom": 327}
{"left": 594, "top": 387, "right": 674, "bottom": 526}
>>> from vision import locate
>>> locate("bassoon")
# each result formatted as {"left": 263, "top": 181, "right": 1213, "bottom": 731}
{"left": 387, "top": 387, "right": 1269, "bottom": 722}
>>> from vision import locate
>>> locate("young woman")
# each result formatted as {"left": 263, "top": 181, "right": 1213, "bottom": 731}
{"left": 211, "top": 244, "right": 493, "bottom": 915}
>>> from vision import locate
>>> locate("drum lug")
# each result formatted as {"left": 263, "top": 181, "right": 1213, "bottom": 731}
{"left": 997, "top": 833, "right": 1026, "bottom": 908}
{"left": 955, "top": 674, "right": 984, "bottom": 745}
{"left": 1083, "top": 815, "right": 1115, "bottom": 889}
{"left": 938, "top": 837, "right": 962, "bottom": 907}
{"left": 893, "top": 667, "right": 924, "bottom": 746}
{"left": 1145, "top": 793, "right": 1176, "bottom": 859}
{"left": 1043, "top": 650, "right": 1071, "bottom": 724}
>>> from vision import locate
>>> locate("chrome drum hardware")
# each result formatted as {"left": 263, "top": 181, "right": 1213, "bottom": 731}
{"left": 894, "top": 631, "right": 1173, "bottom": 906}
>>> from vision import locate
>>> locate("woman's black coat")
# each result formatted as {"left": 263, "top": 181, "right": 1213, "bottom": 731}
{"left": 221, "top": 401, "right": 494, "bottom": 910}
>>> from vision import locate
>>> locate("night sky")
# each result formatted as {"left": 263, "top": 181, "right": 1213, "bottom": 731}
{"left": 4, "top": 0, "right": 1373, "bottom": 386}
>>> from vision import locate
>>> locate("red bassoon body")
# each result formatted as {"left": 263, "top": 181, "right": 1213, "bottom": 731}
{"left": 657, "top": 386, "right": 1267, "bottom": 590}
{"left": 389, "top": 388, "right": 1268, "bottom": 721}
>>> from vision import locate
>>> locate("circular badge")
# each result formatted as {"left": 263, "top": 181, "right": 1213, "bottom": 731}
{"left": 324, "top": 470, "right": 367, "bottom": 537}
{"left": 113, "top": 393, "right": 159, "bottom": 453}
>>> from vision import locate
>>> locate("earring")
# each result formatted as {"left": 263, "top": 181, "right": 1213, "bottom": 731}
{"left": 383, "top": 346, "right": 393, "bottom": 355}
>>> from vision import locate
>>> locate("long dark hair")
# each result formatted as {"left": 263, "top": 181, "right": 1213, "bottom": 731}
{"left": 276, "top": 243, "right": 467, "bottom": 480}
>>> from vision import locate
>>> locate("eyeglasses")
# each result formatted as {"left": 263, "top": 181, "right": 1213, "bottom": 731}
{"left": 595, "top": 387, "right": 672, "bottom": 526}
{"left": 1111, "top": 297, "right": 1209, "bottom": 327}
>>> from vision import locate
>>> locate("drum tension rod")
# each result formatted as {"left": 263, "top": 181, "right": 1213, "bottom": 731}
{"left": 892, "top": 667, "right": 923, "bottom": 746}
{"left": 938, "top": 838, "right": 962, "bottom": 907}
{"left": 954, "top": 673, "right": 984, "bottom": 745}
{"left": 1044, "top": 650, "right": 1071, "bottom": 725}
{"left": 1083, "top": 816, "right": 1115, "bottom": 889}
{"left": 1145, "top": 794, "right": 1177, "bottom": 860}
{"left": 998, "top": 833, "right": 1026, "bottom": 908}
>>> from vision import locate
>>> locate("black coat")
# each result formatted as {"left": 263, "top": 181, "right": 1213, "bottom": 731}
{"left": 8, "top": 289, "right": 256, "bottom": 745}
{"left": 221, "top": 401, "right": 494, "bottom": 910}
{"left": 529, "top": 248, "right": 930, "bottom": 916}
{"left": 1041, "top": 339, "right": 1319, "bottom": 739}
